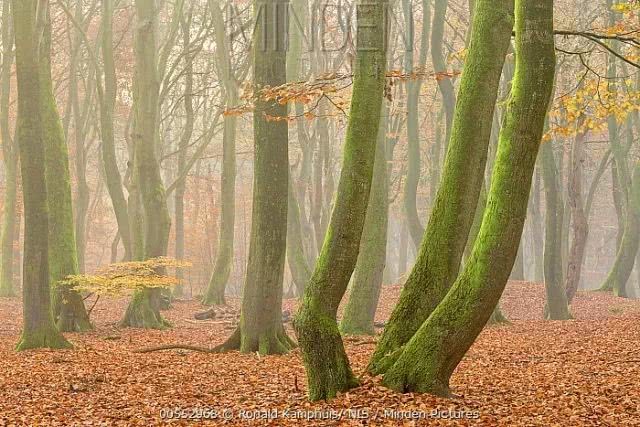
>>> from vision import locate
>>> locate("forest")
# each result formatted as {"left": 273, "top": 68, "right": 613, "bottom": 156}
{"left": 0, "top": 0, "right": 639, "bottom": 425}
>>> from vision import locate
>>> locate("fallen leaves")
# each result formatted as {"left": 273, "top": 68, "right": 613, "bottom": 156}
{"left": 0, "top": 281, "right": 639, "bottom": 425}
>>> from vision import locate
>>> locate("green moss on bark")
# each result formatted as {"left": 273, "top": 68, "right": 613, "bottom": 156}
{"left": 380, "top": 0, "right": 556, "bottom": 396}
{"left": 369, "top": 0, "right": 515, "bottom": 374}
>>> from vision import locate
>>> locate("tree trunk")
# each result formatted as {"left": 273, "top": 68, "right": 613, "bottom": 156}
{"left": 13, "top": 0, "right": 72, "bottom": 350}
{"left": 202, "top": 3, "right": 239, "bottom": 306}
{"left": 565, "top": 130, "right": 589, "bottom": 302}
{"left": 0, "top": 0, "right": 17, "bottom": 298}
{"left": 40, "top": 4, "right": 91, "bottom": 333}
{"left": 99, "top": 0, "right": 132, "bottom": 262}
{"left": 380, "top": 0, "right": 555, "bottom": 395}
{"left": 431, "top": 0, "right": 456, "bottom": 148}
{"left": 541, "top": 140, "right": 572, "bottom": 320}
{"left": 601, "top": 163, "right": 640, "bottom": 298}
{"left": 369, "top": 0, "right": 514, "bottom": 374}
{"left": 173, "top": 9, "right": 195, "bottom": 298}
{"left": 403, "top": 0, "right": 431, "bottom": 249}
{"left": 340, "top": 109, "right": 390, "bottom": 335}
{"left": 293, "top": 0, "right": 387, "bottom": 401}
{"left": 217, "top": 0, "right": 294, "bottom": 354}
{"left": 286, "top": 176, "right": 312, "bottom": 296}
{"left": 121, "top": 0, "right": 172, "bottom": 329}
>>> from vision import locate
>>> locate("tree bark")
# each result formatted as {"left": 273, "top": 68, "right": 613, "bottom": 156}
{"left": 369, "top": 0, "right": 514, "bottom": 374}
{"left": 121, "top": 0, "right": 172, "bottom": 329}
{"left": 293, "top": 0, "right": 387, "bottom": 401}
{"left": 380, "top": 0, "right": 555, "bottom": 395}
{"left": 13, "top": 0, "right": 72, "bottom": 350}
{"left": 340, "top": 108, "right": 390, "bottom": 335}
{"left": 541, "top": 140, "right": 572, "bottom": 320}
{"left": 0, "top": 0, "right": 17, "bottom": 298}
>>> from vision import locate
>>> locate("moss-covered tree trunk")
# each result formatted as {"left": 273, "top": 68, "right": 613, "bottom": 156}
{"left": 13, "top": 0, "right": 71, "bottom": 350}
{"left": 202, "top": 2, "right": 238, "bottom": 306}
{"left": 121, "top": 0, "right": 172, "bottom": 329}
{"left": 403, "top": 0, "right": 430, "bottom": 249}
{"left": 293, "top": 0, "right": 387, "bottom": 401}
{"left": 565, "top": 129, "right": 589, "bottom": 302}
{"left": 340, "top": 109, "right": 389, "bottom": 336}
{"left": 0, "top": 0, "right": 17, "bottom": 298}
{"left": 541, "top": 140, "right": 572, "bottom": 320}
{"left": 217, "top": 0, "right": 294, "bottom": 353}
{"left": 380, "top": 0, "right": 555, "bottom": 395}
{"left": 369, "top": 0, "right": 514, "bottom": 374}
{"left": 99, "top": 0, "right": 132, "bottom": 262}
{"left": 39, "top": 4, "right": 92, "bottom": 333}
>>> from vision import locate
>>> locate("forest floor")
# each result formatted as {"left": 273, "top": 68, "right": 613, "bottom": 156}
{"left": 0, "top": 281, "right": 639, "bottom": 426}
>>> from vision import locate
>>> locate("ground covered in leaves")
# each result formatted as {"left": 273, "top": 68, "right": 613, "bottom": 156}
{"left": 0, "top": 281, "right": 639, "bottom": 426}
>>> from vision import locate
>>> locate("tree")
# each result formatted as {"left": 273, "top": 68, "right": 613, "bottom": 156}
{"left": 340, "top": 105, "right": 390, "bottom": 335}
{"left": 541, "top": 140, "right": 572, "bottom": 320}
{"left": 43, "top": 4, "right": 92, "bottom": 332}
{"left": 293, "top": 0, "right": 387, "bottom": 401}
{"left": 0, "top": 0, "right": 17, "bottom": 298}
{"left": 379, "top": 0, "right": 556, "bottom": 395}
{"left": 13, "top": 0, "right": 71, "bottom": 351}
{"left": 369, "top": 0, "right": 515, "bottom": 373}
{"left": 121, "top": 0, "right": 172, "bottom": 329}
{"left": 216, "top": 0, "right": 294, "bottom": 353}
{"left": 202, "top": 1, "right": 239, "bottom": 306}
{"left": 99, "top": 0, "right": 132, "bottom": 262}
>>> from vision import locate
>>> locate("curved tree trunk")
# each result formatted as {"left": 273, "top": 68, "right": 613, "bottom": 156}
{"left": 380, "top": 0, "right": 555, "bottom": 395}
{"left": 202, "top": 3, "right": 238, "bottom": 306}
{"left": 431, "top": 0, "right": 456, "bottom": 147}
{"left": 13, "top": 0, "right": 71, "bottom": 350}
{"left": 601, "top": 163, "right": 640, "bottom": 298}
{"left": 369, "top": 0, "right": 514, "bottom": 374}
{"left": 293, "top": 0, "right": 387, "bottom": 401}
{"left": 340, "top": 108, "right": 389, "bottom": 335}
{"left": 403, "top": 0, "right": 431, "bottom": 249}
{"left": 99, "top": 0, "right": 132, "bottom": 262}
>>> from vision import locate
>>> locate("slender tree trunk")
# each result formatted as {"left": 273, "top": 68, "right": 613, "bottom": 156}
{"left": 369, "top": 0, "right": 514, "bottom": 373}
{"left": 340, "top": 109, "right": 390, "bottom": 335}
{"left": 294, "top": 0, "right": 387, "bottom": 401}
{"left": 202, "top": 2, "right": 238, "bottom": 306}
{"left": 286, "top": 176, "right": 312, "bottom": 296}
{"left": 121, "top": 0, "right": 172, "bottom": 329}
{"left": 541, "top": 140, "right": 572, "bottom": 320}
{"left": 565, "top": 129, "right": 589, "bottom": 302}
{"left": 601, "top": 162, "right": 640, "bottom": 298}
{"left": 431, "top": 0, "right": 456, "bottom": 147}
{"left": 403, "top": 0, "right": 431, "bottom": 249}
{"left": 173, "top": 9, "right": 195, "bottom": 298}
{"left": 0, "top": 0, "right": 17, "bottom": 298}
{"left": 13, "top": 0, "right": 72, "bottom": 350}
{"left": 380, "top": 0, "right": 555, "bottom": 395}
{"left": 529, "top": 166, "right": 544, "bottom": 282}
{"left": 99, "top": 0, "right": 132, "bottom": 261}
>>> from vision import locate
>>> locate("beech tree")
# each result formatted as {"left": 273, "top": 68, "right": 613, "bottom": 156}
{"left": 217, "top": 0, "right": 294, "bottom": 353}
{"left": 294, "top": 0, "right": 388, "bottom": 401}
{"left": 121, "top": 0, "right": 172, "bottom": 329}
{"left": 13, "top": 0, "right": 71, "bottom": 350}
{"left": 370, "top": 0, "right": 515, "bottom": 374}
{"left": 379, "top": 0, "right": 556, "bottom": 395}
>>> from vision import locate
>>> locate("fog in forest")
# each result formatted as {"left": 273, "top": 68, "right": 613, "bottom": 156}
{"left": 0, "top": 0, "right": 638, "bottom": 425}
